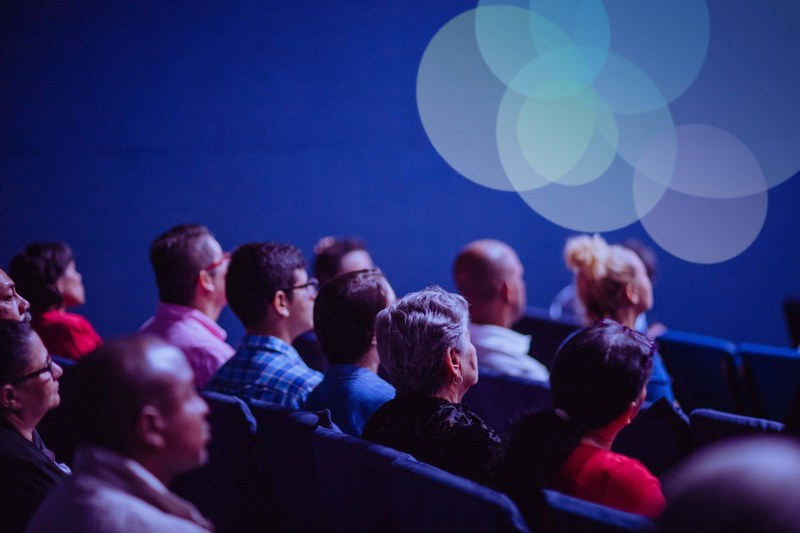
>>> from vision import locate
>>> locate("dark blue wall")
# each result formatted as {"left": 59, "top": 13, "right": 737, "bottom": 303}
{"left": 1, "top": 2, "right": 798, "bottom": 347}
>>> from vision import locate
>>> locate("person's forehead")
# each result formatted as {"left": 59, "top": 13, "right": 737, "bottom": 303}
{"left": 28, "top": 333, "right": 48, "bottom": 365}
{"left": 0, "top": 269, "right": 13, "bottom": 289}
{"left": 205, "top": 236, "right": 223, "bottom": 254}
{"left": 339, "top": 250, "right": 373, "bottom": 273}
{"left": 293, "top": 268, "right": 308, "bottom": 281}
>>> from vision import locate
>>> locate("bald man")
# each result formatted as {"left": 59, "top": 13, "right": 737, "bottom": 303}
{"left": 453, "top": 240, "right": 549, "bottom": 381}
{"left": 26, "top": 335, "right": 213, "bottom": 532}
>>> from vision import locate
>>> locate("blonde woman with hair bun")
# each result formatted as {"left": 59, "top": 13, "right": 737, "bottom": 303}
{"left": 564, "top": 234, "right": 675, "bottom": 404}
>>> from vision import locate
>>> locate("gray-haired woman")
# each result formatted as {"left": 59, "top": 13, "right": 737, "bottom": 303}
{"left": 361, "top": 286, "right": 502, "bottom": 485}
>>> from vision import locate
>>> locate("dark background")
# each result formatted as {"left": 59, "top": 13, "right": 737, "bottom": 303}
{"left": 1, "top": 1, "right": 798, "bottom": 347}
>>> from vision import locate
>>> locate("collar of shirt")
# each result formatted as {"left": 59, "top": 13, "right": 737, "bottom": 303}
{"left": 150, "top": 302, "right": 228, "bottom": 341}
{"left": 238, "top": 334, "right": 302, "bottom": 362}
{"left": 468, "top": 323, "right": 531, "bottom": 354}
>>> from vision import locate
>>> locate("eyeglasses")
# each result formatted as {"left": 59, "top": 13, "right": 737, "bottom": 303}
{"left": 201, "top": 252, "right": 231, "bottom": 273}
{"left": 282, "top": 278, "right": 320, "bottom": 295}
{"left": 10, "top": 356, "right": 55, "bottom": 384}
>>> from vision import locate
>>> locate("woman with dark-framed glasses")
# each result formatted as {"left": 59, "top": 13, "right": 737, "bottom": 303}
{"left": 498, "top": 320, "right": 665, "bottom": 523}
{"left": 0, "top": 320, "right": 69, "bottom": 533}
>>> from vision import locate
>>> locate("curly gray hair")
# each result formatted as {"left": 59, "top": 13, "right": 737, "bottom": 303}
{"left": 375, "top": 285, "right": 470, "bottom": 396}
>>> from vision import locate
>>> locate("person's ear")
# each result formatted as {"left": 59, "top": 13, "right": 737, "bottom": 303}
{"left": 274, "top": 290, "right": 290, "bottom": 318}
{"left": 137, "top": 405, "right": 167, "bottom": 449}
{"left": 500, "top": 280, "right": 512, "bottom": 303}
{"left": 625, "top": 282, "right": 640, "bottom": 306}
{"left": 444, "top": 346, "right": 461, "bottom": 375}
{"left": 0, "top": 384, "right": 19, "bottom": 410}
{"left": 624, "top": 389, "right": 647, "bottom": 424}
{"left": 197, "top": 270, "right": 215, "bottom": 293}
{"left": 370, "top": 335, "right": 377, "bottom": 347}
{"left": 54, "top": 275, "right": 66, "bottom": 296}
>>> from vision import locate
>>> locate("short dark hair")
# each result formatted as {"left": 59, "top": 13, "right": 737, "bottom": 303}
{"left": 150, "top": 224, "right": 218, "bottom": 306}
{"left": 313, "top": 237, "right": 367, "bottom": 286}
{"left": 314, "top": 269, "right": 390, "bottom": 364}
{"left": 375, "top": 286, "right": 469, "bottom": 397}
{"left": 497, "top": 319, "right": 655, "bottom": 521}
{"left": 226, "top": 242, "right": 306, "bottom": 329}
{"left": 71, "top": 335, "right": 177, "bottom": 452}
{"left": 550, "top": 318, "right": 654, "bottom": 428}
{"left": 0, "top": 320, "right": 36, "bottom": 385}
{"left": 9, "top": 242, "right": 74, "bottom": 312}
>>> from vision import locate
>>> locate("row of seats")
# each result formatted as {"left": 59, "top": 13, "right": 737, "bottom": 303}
{"left": 464, "top": 370, "right": 787, "bottom": 477}
{"left": 173, "top": 391, "right": 655, "bottom": 533}
{"left": 512, "top": 307, "right": 800, "bottom": 420}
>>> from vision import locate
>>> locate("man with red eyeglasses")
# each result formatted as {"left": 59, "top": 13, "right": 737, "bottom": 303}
{"left": 140, "top": 224, "right": 234, "bottom": 389}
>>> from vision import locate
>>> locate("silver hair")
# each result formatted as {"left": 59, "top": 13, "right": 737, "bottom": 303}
{"left": 375, "top": 285, "right": 469, "bottom": 396}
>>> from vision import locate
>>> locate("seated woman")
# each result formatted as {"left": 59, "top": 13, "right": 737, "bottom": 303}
{"left": 361, "top": 286, "right": 502, "bottom": 485}
{"left": 498, "top": 319, "right": 665, "bottom": 521}
{"left": 564, "top": 234, "right": 674, "bottom": 404}
{"left": 0, "top": 321, "right": 69, "bottom": 532}
{"left": 10, "top": 242, "right": 101, "bottom": 360}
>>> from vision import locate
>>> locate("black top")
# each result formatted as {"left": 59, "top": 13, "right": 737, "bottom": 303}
{"left": 361, "top": 395, "right": 503, "bottom": 485}
{"left": 0, "top": 416, "right": 68, "bottom": 533}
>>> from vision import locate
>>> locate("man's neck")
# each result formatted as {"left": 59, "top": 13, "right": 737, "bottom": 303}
{"left": 191, "top": 299, "right": 222, "bottom": 322}
{"left": 468, "top": 297, "right": 517, "bottom": 328}
{"left": 246, "top": 323, "right": 293, "bottom": 345}
{"left": 355, "top": 347, "right": 381, "bottom": 374}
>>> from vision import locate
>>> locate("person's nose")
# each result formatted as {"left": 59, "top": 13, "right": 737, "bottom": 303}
{"left": 18, "top": 294, "right": 30, "bottom": 315}
{"left": 52, "top": 362, "right": 64, "bottom": 380}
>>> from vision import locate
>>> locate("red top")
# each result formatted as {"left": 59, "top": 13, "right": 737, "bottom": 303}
{"left": 32, "top": 309, "right": 102, "bottom": 360}
{"left": 551, "top": 443, "right": 665, "bottom": 518}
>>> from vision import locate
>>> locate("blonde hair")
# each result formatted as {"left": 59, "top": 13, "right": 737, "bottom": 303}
{"left": 564, "top": 234, "right": 639, "bottom": 323}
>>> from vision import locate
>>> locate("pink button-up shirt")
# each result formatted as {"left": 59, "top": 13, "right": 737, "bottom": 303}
{"left": 140, "top": 303, "right": 235, "bottom": 388}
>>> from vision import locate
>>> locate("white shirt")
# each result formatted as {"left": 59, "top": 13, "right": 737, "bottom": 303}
{"left": 469, "top": 323, "right": 549, "bottom": 381}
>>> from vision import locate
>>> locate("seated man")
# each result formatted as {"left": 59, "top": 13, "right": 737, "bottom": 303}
{"left": 205, "top": 243, "right": 322, "bottom": 409}
{"left": 0, "top": 268, "right": 32, "bottom": 322}
{"left": 305, "top": 268, "right": 396, "bottom": 436}
{"left": 26, "top": 335, "right": 213, "bottom": 532}
{"left": 293, "top": 235, "right": 375, "bottom": 372}
{"left": 141, "top": 224, "right": 234, "bottom": 388}
{"left": 453, "top": 239, "right": 549, "bottom": 381}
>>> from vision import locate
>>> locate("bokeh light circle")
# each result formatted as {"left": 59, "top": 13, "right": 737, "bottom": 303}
{"left": 417, "top": 9, "right": 516, "bottom": 191}
{"left": 634, "top": 124, "right": 768, "bottom": 263}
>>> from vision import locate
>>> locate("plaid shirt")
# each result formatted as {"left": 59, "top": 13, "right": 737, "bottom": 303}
{"left": 205, "top": 334, "right": 322, "bottom": 409}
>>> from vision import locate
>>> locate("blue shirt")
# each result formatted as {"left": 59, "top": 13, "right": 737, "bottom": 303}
{"left": 304, "top": 364, "right": 395, "bottom": 437}
{"left": 646, "top": 352, "right": 675, "bottom": 405}
{"left": 205, "top": 334, "right": 322, "bottom": 409}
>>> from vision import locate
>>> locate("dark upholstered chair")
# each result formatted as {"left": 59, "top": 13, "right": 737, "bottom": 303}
{"left": 172, "top": 391, "right": 272, "bottom": 533}
{"left": 739, "top": 342, "right": 800, "bottom": 420}
{"left": 655, "top": 329, "right": 744, "bottom": 414}
{"left": 462, "top": 371, "right": 552, "bottom": 437}
{"left": 690, "top": 408, "right": 784, "bottom": 449}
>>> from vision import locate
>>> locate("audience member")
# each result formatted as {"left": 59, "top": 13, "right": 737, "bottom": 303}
{"left": 9, "top": 242, "right": 101, "bottom": 359}
{"left": 564, "top": 234, "right": 675, "bottom": 404}
{"left": 205, "top": 242, "right": 322, "bottom": 408}
{"left": 0, "top": 269, "right": 31, "bottom": 322}
{"left": 141, "top": 224, "right": 234, "bottom": 388}
{"left": 659, "top": 436, "right": 800, "bottom": 532}
{"left": 304, "top": 268, "right": 396, "bottom": 436}
{"left": 498, "top": 319, "right": 664, "bottom": 522}
{"left": 295, "top": 236, "right": 375, "bottom": 372}
{"left": 361, "top": 286, "right": 502, "bottom": 485}
{"left": 551, "top": 237, "right": 665, "bottom": 337}
{"left": 25, "top": 335, "right": 212, "bottom": 532}
{"left": 453, "top": 239, "right": 549, "bottom": 381}
{"left": 313, "top": 236, "right": 374, "bottom": 287}
{"left": 0, "top": 321, "right": 68, "bottom": 533}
